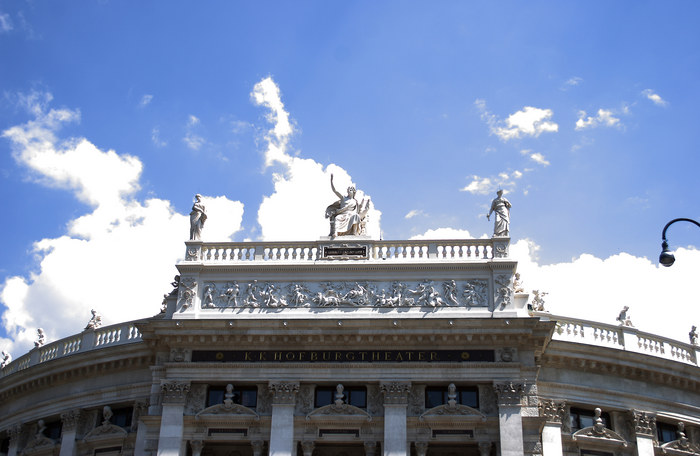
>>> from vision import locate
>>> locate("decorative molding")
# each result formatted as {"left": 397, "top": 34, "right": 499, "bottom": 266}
{"left": 539, "top": 399, "right": 566, "bottom": 424}
{"left": 380, "top": 381, "right": 411, "bottom": 405}
{"left": 629, "top": 409, "right": 655, "bottom": 436}
{"left": 494, "top": 382, "right": 524, "bottom": 407}
{"left": 160, "top": 381, "right": 191, "bottom": 404}
{"left": 268, "top": 381, "right": 299, "bottom": 405}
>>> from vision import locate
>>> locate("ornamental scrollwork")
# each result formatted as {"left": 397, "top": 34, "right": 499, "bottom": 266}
{"left": 539, "top": 399, "right": 566, "bottom": 424}
{"left": 380, "top": 381, "right": 411, "bottom": 405}
{"left": 178, "top": 278, "right": 197, "bottom": 311}
{"left": 494, "top": 274, "right": 512, "bottom": 310}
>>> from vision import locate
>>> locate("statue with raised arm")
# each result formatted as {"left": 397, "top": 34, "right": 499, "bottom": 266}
{"left": 487, "top": 189, "right": 511, "bottom": 237}
{"left": 189, "top": 194, "right": 207, "bottom": 240}
{"left": 325, "top": 174, "right": 370, "bottom": 237}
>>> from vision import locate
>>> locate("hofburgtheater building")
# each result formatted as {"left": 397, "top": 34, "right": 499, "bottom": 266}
{"left": 1, "top": 234, "right": 699, "bottom": 456}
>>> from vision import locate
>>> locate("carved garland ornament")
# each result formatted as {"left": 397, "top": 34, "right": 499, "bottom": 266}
{"left": 161, "top": 381, "right": 191, "bottom": 404}
{"left": 494, "top": 382, "right": 524, "bottom": 406}
{"left": 380, "top": 382, "right": 411, "bottom": 405}
{"left": 630, "top": 409, "right": 655, "bottom": 436}
{"left": 269, "top": 382, "right": 300, "bottom": 404}
{"left": 539, "top": 399, "right": 566, "bottom": 424}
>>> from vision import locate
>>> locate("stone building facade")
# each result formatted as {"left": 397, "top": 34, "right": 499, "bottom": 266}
{"left": 1, "top": 237, "right": 699, "bottom": 456}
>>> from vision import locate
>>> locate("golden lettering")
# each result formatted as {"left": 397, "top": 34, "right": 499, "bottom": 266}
{"left": 360, "top": 352, "right": 367, "bottom": 361}
{"left": 385, "top": 351, "right": 391, "bottom": 361}
{"left": 335, "top": 352, "right": 342, "bottom": 361}
{"left": 259, "top": 352, "right": 266, "bottom": 361}
{"left": 310, "top": 352, "right": 318, "bottom": 361}
{"left": 244, "top": 352, "right": 252, "bottom": 361}
{"left": 286, "top": 352, "right": 295, "bottom": 361}
{"left": 273, "top": 352, "right": 283, "bottom": 361}
{"left": 372, "top": 352, "right": 380, "bottom": 361}
{"left": 347, "top": 352, "right": 355, "bottom": 361}
{"left": 407, "top": 351, "right": 414, "bottom": 361}
{"left": 299, "top": 352, "right": 306, "bottom": 361}
{"left": 322, "top": 352, "right": 331, "bottom": 361}
{"left": 430, "top": 351, "right": 438, "bottom": 361}
{"left": 395, "top": 352, "right": 404, "bottom": 361}
{"left": 418, "top": 352, "right": 425, "bottom": 361}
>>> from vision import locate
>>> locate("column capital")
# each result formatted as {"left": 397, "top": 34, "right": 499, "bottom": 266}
{"left": 539, "top": 399, "right": 566, "bottom": 424}
{"left": 251, "top": 440, "right": 265, "bottom": 456}
{"left": 269, "top": 381, "right": 300, "bottom": 405}
{"left": 301, "top": 440, "right": 315, "bottom": 456}
{"left": 8, "top": 423, "right": 24, "bottom": 440}
{"left": 414, "top": 441, "right": 428, "bottom": 456}
{"left": 190, "top": 439, "right": 203, "bottom": 456}
{"left": 380, "top": 381, "right": 411, "bottom": 405}
{"left": 478, "top": 441, "right": 492, "bottom": 456}
{"left": 160, "top": 380, "right": 191, "bottom": 404}
{"left": 363, "top": 441, "right": 377, "bottom": 456}
{"left": 629, "top": 409, "right": 656, "bottom": 436}
{"left": 60, "top": 409, "right": 82, "bottom": 431}
{"left": 494, "top": 381, "right": 524, "bottom": 407}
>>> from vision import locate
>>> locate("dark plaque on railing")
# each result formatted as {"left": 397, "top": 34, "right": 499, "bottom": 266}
{"left": 322, "top": 244, "right": 368, "bottom": 260}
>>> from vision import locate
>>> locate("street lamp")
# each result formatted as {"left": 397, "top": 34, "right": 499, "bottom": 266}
{"left": 659, "top": 218, "right": 700, "bottom": 267}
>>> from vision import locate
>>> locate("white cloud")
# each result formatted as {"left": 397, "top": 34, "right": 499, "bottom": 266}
{"left": 183, "top": 115, "right": 205, "bottom": 150}
{"left": 252, "top": 77, "right": 381, "bottom": 241}
{"left": 575, "top": 109, "right": 621, "bottom": 130}
{"left": 0, "top": 93, "right": 244, "bottom": 357}
{"left": 151, "top": 127, "right": 167, "bottom": 147}
{"left": 461, "top": 170, "right": 525, "bottom": 195}
{"left": 0, "top": 12, "right": 13, "bottom": 33}
{"left": 511, "top": 239, "right": 700, "bottom": 343}
{"left": 642, "top": 89, "right": 668, "bottom": 107}
{"left": 564, "top": 76, "right": 583, "bottom": 87}
{"left": 405, "top": 209, "right": 426, "bottom": 219}
{"left": 520, "top": 149, "right": 550, "bottom": 166}
{"left": 476, "top": 101, "right": 558, "bottom": 141}
{"left": 139, "top": 94, "right": 153, "bottom": 107}
{"left": 410, "top": 228, "right": 477, "bottom": 240}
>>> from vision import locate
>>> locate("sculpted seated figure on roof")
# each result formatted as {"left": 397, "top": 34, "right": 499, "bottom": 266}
{"left": 325, "top": 174, "right": 370, "bottom": 237}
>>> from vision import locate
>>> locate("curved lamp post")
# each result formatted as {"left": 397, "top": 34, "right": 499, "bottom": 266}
{"left": 659, "top": 218, "right": 700, "bottom": 267}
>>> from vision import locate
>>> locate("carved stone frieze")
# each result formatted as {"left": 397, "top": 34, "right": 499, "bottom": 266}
{"left": 380, "top": 381, "right": 411, "bottom": 405}
{"left": 630, "top": 409, "right": 655, "bottom": 436}
{"left": 269, "top": 381, "right": 299, "bottom": 405}
{"left": 296, "top": 384, "right": 314, "bottom": 415}
{"left": 494, "top": 382, "right": 524, "bottom": 407}
{"left": 184, "top": 384, "right": 208, "bottom": 415}
{"left": 161, "top": 381, "right": 191, "bottom": 404}
{"left": 193, "top": 279, "right": 492, "bottom": 310}
{"left": 539, "top": 399, "right": 565, "bottom": 424}
{"left": 170, "top": 347, "right": 191, "bottom": 362}
{"left": 478, "top": 385, "right": 497, "bottom": 416}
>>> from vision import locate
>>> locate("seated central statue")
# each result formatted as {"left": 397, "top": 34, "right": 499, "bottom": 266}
{"left": 325, "top": 174, "right": 370, "bottom": 237}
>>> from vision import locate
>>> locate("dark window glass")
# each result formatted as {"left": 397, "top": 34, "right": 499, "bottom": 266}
{"left": 110, "top": 407, "right": 133, "bottom": 429}
{"left": 43, "top": 420, "right": 62, "bottom": 441}
{"left": 206, "top": 385, "right": 257, "bottom": 408}
{"left": 570, "top": 408, "right": 610, "bottom": 432}
{"left": 1, "top": 437, "right": 10, "bottom": 452}
{"left": 425, "top": 386, "right": 479, "bottom": 409}
{"left": 315, "top": 386, "right": 367, "bottom": 409}
{"left": 657, "top": 422, "right": 677, "bottom": 443}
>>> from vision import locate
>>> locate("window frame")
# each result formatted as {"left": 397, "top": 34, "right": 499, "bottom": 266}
{"left": 314, "top": 386, "right": 367, "bottom": 409}
{"left": 206, "top": 385, "right": 258, "bottom": 409}
{"left": 424, "top": 385, "right": 479, "bottom": 410}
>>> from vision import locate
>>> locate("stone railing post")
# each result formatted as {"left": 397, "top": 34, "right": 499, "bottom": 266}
{"left": 268, "top": 381, "right": 299, "bottom": 456}
{"left": 539, "top": 399, "right": 565, "bottom": 456}
{"left": 380, "top": 381, "right": 411, "bottom": 456}
{"left": 630, "top": 410, "right": 656, "bottom": 456}
{"left": 58, "top": 409, "right": 82, "bottom": 456}
{"left": 494, "top": 382, "right": 525, "bottom": 456}
{"left": 157, "top": 381, "right": 190, "bottom": 456}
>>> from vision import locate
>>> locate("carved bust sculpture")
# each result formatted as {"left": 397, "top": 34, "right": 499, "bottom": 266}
{"left": 325, "top": 174, "right": 370, "bottom": 237}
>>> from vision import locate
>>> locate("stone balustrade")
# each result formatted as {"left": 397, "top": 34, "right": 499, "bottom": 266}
{"left": 2, "top": 311, "right": 697, "bottom": 379}
{"left": 184, "top": 238, "right": 507, "bottom": 264}
{"left": 539, "top": 312, "right": 699, "bottom": 366}
{"left": 0, "top": 321, "right": 144, "bottom": 379}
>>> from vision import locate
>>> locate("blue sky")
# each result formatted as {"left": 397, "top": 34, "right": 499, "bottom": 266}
{"left": 1, "top": 1, "right": 699, "bottom": 356}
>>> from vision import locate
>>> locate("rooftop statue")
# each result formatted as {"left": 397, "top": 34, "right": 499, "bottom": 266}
{"left": 85, "top": 309, "right": 102, "bottom": 330}
{"left": 616, "top": 306, "right": 634, "bottom": 327}
{"left": 487, "top": 189, "right": 511, "bottom": 237}
{"left": 325, "top": 174, "right": 370, "bottom": 237}
{"left": 0, "top": 350, "right": 10, "bottom": 368}
{"left": 690, "top": 325, "right": 698, "bottom": 345}
{"left": 34, "top": 328, "right": 45, "bottom": 348}
{"left": 189, "top": 194, "right": 207, "bottom": 240}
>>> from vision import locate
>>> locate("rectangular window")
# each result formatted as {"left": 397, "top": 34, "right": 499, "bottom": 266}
{"left": 110, "top": 407, "right": 133, "bottom": 429}
{"left": 206, "top": 385, "right": 257, "bottom": 409}
{"left": 425, "top": 386, "right": 479, "bottom": 409}
{"left": 657, "top": 422, "right": 677, "bottom": 443}
{"left": 43, "top": 420, "right": 62, "bottom": 441}
{"left": 570, "top": 408, "right": 610, "bottom": 432}
{"left": 315, "top": 386, "right": 367, "bottom": 409}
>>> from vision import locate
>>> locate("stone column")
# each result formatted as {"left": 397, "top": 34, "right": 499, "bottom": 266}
{"left": 300, "top": 440, "right": 314, "bottom": 456}
{"left": 251, "top": 440, "right": 265, "bottom": 456}
{"left": 539, "top": 400, "right": 565, "bottom": 456}
{"left": 6, "top": 424, "right": 23, "bottom": 456}
{"left": 157, "top": 381, "right": 190, "bottom": 456}
{"left": 268, "top": 382, "right": 299, "bottom": 456}
{"left": 190, "top": 440, "right": 203, "bottom": 456}
{"left": 630, "top": 410, "right": 656, "bottom": 456}
{"left": 133, "top": 401, "right": 150, "bottom": 456}
{"left": 58, "top": 410, "right": 82, "bottom": 456}
{"left": 364, "top": 441, "right": 378, "bottom": 456}
{"left": 380, "top": 381, "right": 411, "bottom": 456}
{"left": 494, "top": 382, "right": 525, "bottom": 456}
{"left": 414, "top": 441, "right": 428, "bottom": 456}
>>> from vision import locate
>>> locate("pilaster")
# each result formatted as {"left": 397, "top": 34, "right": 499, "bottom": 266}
{"left": 539, "top": 399, "right": 565, "bottom": 456}
{"left": 7, "top": 424, "right": 23, "bottom": 456}
{"left": 157, "top": 381, "right": 190, "bottom": 456}
{"left": 269, "top": 381, "right": 299, "bottom": 456}
{"left": 380, "top": 381, "right": 411, "bottom": 456}
{"left": 494, "top": 382, "right": 525, "bottom": 456}
{"left": 630, "top": 410, "right": 656, "bottom": 456}
{"left": 58, "top": 409, "right": 82, "bottom": 456}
